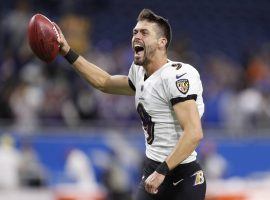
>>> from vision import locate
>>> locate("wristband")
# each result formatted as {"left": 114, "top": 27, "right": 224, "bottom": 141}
{"left": 64, "top": 49, "right": 79, "bottom": 64}
{"left": 155, "top": 161, "right": 170, "bottom": 175}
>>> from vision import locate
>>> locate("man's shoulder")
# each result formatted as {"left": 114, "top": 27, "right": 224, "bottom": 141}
{"left": 161, "top": 61, "right": 199, "bottom": 80}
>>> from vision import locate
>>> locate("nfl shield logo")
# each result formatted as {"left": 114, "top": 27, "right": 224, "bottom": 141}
{"left": 176, "top": 79, "right": 189, "bottom": 94}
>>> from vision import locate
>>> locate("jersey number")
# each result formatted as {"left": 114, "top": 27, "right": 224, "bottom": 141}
{"left": 137, "top": 103, "right": 155, "bottom": 145}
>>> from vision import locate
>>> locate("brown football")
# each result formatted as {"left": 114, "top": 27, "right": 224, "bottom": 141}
{"left": 28, "top": 14, "right": 60, "bottom": 63}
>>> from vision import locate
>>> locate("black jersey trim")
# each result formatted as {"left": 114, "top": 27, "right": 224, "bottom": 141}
{"left": 170, "top": 94, "right": 197, "bottom": 106}
{"left": 128, "top": 78, "right": 136, "bottom": 91}
{"left": 144, "top": 73, "right": 148, "bottom": 81}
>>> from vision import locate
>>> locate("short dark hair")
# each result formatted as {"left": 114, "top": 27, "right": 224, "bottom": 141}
{"left": 137, "top": 9, "right": 172, "bottom": 50}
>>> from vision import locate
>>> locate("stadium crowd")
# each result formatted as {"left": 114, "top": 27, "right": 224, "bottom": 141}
{"left": 1, "top": 0, "right": 270, "bottom": 133}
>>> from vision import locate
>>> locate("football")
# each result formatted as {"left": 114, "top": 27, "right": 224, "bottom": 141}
{"left": 28, "top": 14, "right": 60, "bottom": 63}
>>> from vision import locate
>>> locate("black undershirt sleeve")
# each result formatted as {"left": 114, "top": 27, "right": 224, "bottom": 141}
{"left": 128, "top": 78, "right": 136, "bottom": 91}
{"left": 170, "top": 94, "right": 197, "bottom": 106}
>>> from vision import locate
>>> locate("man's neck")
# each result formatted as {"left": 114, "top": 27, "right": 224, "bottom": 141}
{"left": 144, "top": 54, "right": 168, "bottom": 76}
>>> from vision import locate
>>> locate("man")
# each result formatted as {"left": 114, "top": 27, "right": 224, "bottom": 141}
{"left": 55, "top": 8, "right": 206, "bottom": 200}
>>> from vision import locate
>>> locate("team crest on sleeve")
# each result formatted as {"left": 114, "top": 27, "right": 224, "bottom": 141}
{"left": 176, "top": 79, "right": 189, "bottom": 94}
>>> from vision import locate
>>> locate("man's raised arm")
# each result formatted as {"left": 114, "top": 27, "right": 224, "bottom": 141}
{"left": 54, "top": 23, "right": 135, "bottom": 96}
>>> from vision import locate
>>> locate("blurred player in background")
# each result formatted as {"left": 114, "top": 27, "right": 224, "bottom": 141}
{"left": 55, "top": 8, "right": 206, "bottom": 200}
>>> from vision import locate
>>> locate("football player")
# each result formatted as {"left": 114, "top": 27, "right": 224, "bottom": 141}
{"left": 55, "top": 8, "right": 206, "bottom": 200}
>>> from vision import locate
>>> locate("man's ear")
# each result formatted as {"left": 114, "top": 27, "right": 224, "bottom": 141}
{"left": 158, "top": 37, "right": 167, "bottom": 49}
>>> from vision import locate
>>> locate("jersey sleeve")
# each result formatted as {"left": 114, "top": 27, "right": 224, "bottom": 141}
{"left": 128, "top": 63, "right": 136, "bottom": 91}
{"left": 163, "top": 67, "right": 201, "bottom": 106}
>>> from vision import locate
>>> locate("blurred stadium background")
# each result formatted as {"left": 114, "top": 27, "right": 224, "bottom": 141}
{"left": 1, "top": 0, "right": 270, "bottom": 199}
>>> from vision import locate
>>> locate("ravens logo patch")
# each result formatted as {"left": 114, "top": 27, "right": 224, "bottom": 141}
{"left": 176, "top": 79, "right": 189, "bottom": 94}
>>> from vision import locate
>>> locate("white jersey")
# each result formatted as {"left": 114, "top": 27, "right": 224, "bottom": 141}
{"left": 128, "top": 60, "right": 204, "bottom": 163}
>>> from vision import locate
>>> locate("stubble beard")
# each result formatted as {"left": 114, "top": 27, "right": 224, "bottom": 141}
{"left": 134, "top": 54, "right": 146, "bottom": 66}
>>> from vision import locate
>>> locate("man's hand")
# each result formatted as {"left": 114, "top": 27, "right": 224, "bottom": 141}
{"left": 52, "top": 22, "right": 70, "bottom": 56}
{"left": 144, "top": 171, "right": 165, "bottom": 194}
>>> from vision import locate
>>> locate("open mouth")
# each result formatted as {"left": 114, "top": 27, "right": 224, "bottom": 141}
{"left": 134, "top": 44, "right": 144, "bottom": 54}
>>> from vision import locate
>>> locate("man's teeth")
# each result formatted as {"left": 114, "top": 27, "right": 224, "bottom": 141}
{"left": 134, "top": 45, "right": 144, "bottom": 53}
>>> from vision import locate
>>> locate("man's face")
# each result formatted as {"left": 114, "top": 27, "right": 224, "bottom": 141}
{"left": 132, "top": 20, "right": 160, "bottom": 66}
